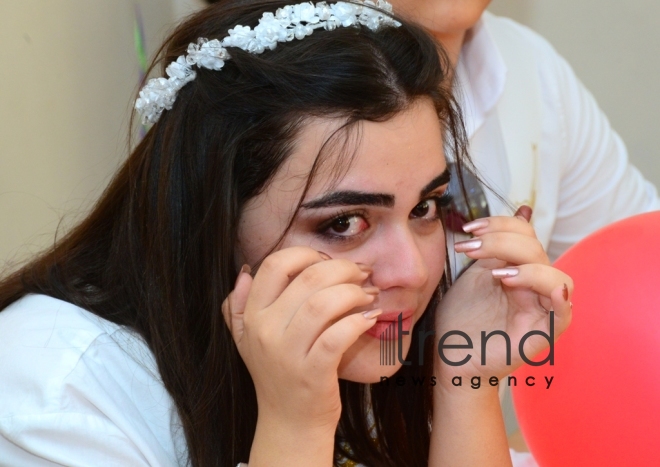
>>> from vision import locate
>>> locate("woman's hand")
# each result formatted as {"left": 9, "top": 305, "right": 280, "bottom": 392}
{"left": 222, "top": 246, "right": 380, "bottom": 466}
{"left": 434, "top": 207, "right": 573, "bottom": 384}
{"left": 429, "top": 207, "right": 572, "bottom": 466}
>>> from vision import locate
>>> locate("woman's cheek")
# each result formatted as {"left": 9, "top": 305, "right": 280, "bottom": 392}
{"left": 424, "top": 231, "right": 447, "bottom": 286}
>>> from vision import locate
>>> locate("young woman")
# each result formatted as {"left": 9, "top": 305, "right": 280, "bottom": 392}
{"left": 0, "top": 1, "right": 572, "bottom": 465}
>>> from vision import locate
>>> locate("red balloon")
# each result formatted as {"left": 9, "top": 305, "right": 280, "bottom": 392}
{"left": 512, "top": 212, "right": 660, "bottom": 466}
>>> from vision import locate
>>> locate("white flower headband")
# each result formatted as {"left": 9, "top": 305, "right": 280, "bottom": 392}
{"left": 134, "top": 0, "right": 401, "bottom": 125}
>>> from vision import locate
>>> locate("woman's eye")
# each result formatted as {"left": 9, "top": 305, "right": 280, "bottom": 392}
{"left": 327, "top": 215, "right": 368, "bottom": 237}
{"left": 411, "top": 199, "right": 438, "bottom": 219}
{"left": 410, "top": 193, "right": 452, "bottom": 220}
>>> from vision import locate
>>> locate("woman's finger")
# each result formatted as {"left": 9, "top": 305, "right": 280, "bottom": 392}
{"left": 246, "top": 246, "right": 329, "bottom": 312}
{"left": 455, "top": 231, "right": 550, "bottom": 266}
{"left": 492, "top": 263, "right": 573, "bottom": 297}
{"left": 514, "top": 205, "right": 533, "bottom": 222}
{"left": 269, "top": 258, "right": 370, "bottom": 322}
{"left": 547, "top": 282, "right": 573, "bottom": 329}
{"left": 222, "top": 265, "right": 253, "bottom": 344}
{"left": 306, "top": 308, "right": 382, "bottom": 369}
{"left": 284, "top": 283, "right": 379, "bottom": 353}
{"left": 492, "top": 263, "right": 573, "bottom": 323}
{"left": 461, "top": 215, "right": 537, "bottom": 238}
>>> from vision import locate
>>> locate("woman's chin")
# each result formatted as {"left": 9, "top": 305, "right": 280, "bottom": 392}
{"left": 337, "top": 334, "right": 412, "bottom": 383}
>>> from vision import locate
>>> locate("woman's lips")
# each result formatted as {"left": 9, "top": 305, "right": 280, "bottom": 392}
{"left": 365, "top": 310, "right": 415, "bottom": 339}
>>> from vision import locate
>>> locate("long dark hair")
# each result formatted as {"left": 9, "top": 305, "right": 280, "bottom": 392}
{"left": 0, "top": 1, "right": 473, "bottom": 465}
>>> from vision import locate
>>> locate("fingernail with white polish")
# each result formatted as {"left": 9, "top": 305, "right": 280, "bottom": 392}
{"left": 454, "top": 239, "right": 482, "bottom": 252}
{"left": 363, "top": 309, "right": 383, "bottom": 319}
{"left": 235, "top": 264, "right": 251, "bottom": 287}
{"left": 492, "top": 267, "right": 519, "bottom": 278}
{"left": 462, "top": 218, "right": 489, "bottom": 233}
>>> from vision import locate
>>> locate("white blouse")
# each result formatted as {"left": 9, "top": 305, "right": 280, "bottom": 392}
{"left": 0, "top": 295, "right": 536, "bottom": 465}
{"left": 458, "top": 13, "right": 660, "bottom": 261}
{"left": 0, "top": 294, "right": 187, "bottom": 466}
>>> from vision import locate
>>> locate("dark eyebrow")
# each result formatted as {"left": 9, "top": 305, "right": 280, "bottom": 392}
{"left": 300, "top": 167, "right": 451, "bottom": 210}
{"left": 301, "top": 192, "right": 394, "bottom": 209}
{"left": 420, "top": 167, "right": 451, "bottom": 198}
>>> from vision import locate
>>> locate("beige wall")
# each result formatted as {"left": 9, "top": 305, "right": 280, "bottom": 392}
{"left": 0, "top": 1, "right": 173, "bottom": 266}
{"left": 172, "top": 0, "right": 205, "bottom": 19}
{"left": 489, "top": 0, "right": 660, "bottom": 186}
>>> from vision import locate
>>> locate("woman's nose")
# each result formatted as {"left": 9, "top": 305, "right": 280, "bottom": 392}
{"left": 370, "top": 227, "right": 430, "bottom": 291}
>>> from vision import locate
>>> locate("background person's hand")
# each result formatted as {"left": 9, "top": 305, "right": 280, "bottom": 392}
{"left": 434, "top": 207, "right": 573, "bottom": 385}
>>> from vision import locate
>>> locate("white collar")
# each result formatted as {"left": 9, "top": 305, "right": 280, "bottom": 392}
{"left": 455, "top": 11, "right": 507, "bottom": 138}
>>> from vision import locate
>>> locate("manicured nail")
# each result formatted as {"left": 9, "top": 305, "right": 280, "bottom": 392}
{"left": 356, "top": 263, "right": 373, "bottom": 273}
{"left": 563, "top": 283, "right": 569, "bottom": 301}
{"left": 363, "top": 309, "right": 383, "bottom": 319}
{"left": 462, "top": 218, "right": 489, "bottom": 233}
{"left": 362, "top": 286, "right": 380, "bottom": 295}
{"left": 235, "top": 264, "right": 251, "bottom": 287}
{"left": 318, "top": 251, "right": 332, "bottom": 260}
{"left": 454, "top": 239, "right": 482, "bottom": 252}
{"left": 492, "top": 267, "right": 519, "bottom": 278}
{"left": 514, "top": 205, "right": 533, "bottom": 222}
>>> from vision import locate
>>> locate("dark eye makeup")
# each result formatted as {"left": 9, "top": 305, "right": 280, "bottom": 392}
{"left": 313, "top": 190, "right": 452, "bottom": 243}
{"left": 314, "top": 208, "right": 370, "bottom": 243}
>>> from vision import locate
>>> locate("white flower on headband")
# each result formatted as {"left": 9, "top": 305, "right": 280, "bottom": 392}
{"left": 186, "top": 38, "right": 229, "bottom": 70}
{"left": 223, "top": 26, "right": 256, "bottom": 51}
{"left": 135, "top": 0, "right": 401, "bottom": 125}
{"left": 165, "top": 56, "right": 195, "bottom": 81}
{"left": 294, "top": 3, "right": 319, "bottom": 23}
{"left": 330, "top": 2, "right": 357, "bottom": 27}
{"left": 253, "top": 13, "right": 290, "bottom": 51}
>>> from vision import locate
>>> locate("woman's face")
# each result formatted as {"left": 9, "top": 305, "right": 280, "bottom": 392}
{"left": 389, "top": 0, "right": 491, "bottom": 36}
{"left": 237, "top": 98, "right": 448, "bottom": 382}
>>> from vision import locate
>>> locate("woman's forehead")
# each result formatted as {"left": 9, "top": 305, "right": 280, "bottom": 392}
{"left": 291, "top": 100, "right": 447, "bottom": 198}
